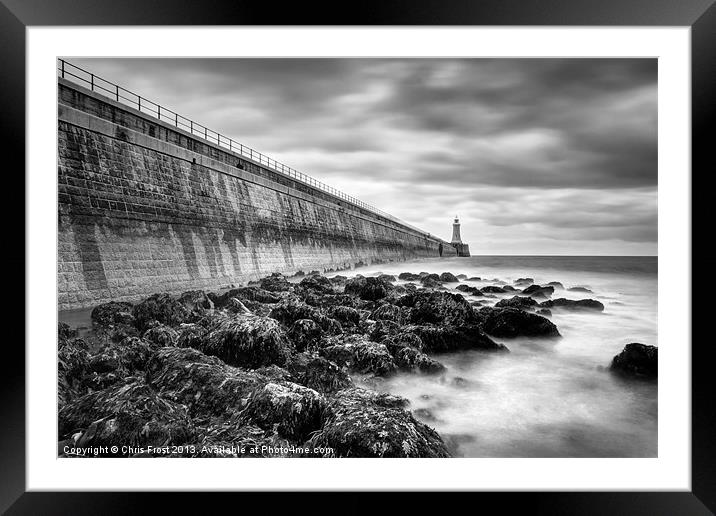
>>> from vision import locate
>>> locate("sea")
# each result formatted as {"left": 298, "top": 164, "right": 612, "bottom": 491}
{"left": 337, "top": 255, "right": 658, "bottom": 458}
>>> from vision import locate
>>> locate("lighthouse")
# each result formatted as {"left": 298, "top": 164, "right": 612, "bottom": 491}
{"left": 450, "top": 216, "right": 471, "bottom": 257}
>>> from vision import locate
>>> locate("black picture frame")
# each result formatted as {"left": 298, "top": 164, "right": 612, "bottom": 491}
{"left": 5, "top": 0, "right": 714, "bottom": 513}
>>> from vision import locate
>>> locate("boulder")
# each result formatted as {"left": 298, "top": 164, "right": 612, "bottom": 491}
{"left": 610, "top": 343, "right": 657, "bottom": 379}
{"left": 58, "top": 337, "right": 90, "bottom": 407}
{"left": 377, "top": 274, "right": 397, "bottom": 283}
{"left": 287, "top": 355, "right": 353, "bottom": 393}
{"left": 145, "top": 347, "right": 268, "bottom": 418}
{"left": 177, "top": 290, "right": 214, "bottom": 315}
{"left": 90, "top": 301, "right": 135, "bottom": 327}
{"left": 406, "top": 324, "right": 508, "bottom": 353}
{"left": 392, "top": 347, "right": 446, "bottom": 375}
{"left": 370, "top": 303, "right": 407, "bottom": 324}
{"left": 327, "top": 305, "right": 361, "bottom": 327}
{"left": 481, "top": 286, "right": 507, "bottom": 294}
{"left": 306, "top": 388, "right": 450, "bottom": 458}
{"left": 176, "top": 323, "right": 208, "bottom": 349}
{"left": 132, "top": 294, "right": 191, "bottom": 331}
{"left": 287, "top": 319, "right": 323, "bottom": 351}
{"left": 238, "top": 382, "right": 326, "bottom": 442}
{"left": 546, "top": 281, "right": 564, "bottom": 289}
{"left": 536, "top": 308, "right": 552, "bottom": 317}
{"left": 269, "top": 299, "right": 343, "bottom": 334}
{"left": 514, "top": 277, "right": 534, "bottom": 287}
{"left": 522, "top": 284, "right": 555, "bottom": 298}
{"left": 478, "top": 307, "right": 561, "bottom": 338}
{"left": 456, "top": 274, "right": 468, "bottom": 280}
{"left": 299, "top": 274, "right": 334, "bottom": 295}
{"left": 255, "top": 273, "right": 293, "bottom": 292}
{"left": 455, "top": 284, "right": 482, "bottom": 296}
{"left": 320, "top": 336, "right": 397, "bottom": 377}
{"left": 344, "top": 276, "right": 393, "bottom": 301}
{"left": 408, "top": 291, "right": 477, "bottom": 327}
{"left": 382, "top": 332, "right": 425, "bottom": 353}
{"left": 214, "top": 286, "right": 281, "bottom": 307}
{"left": 367, "top": 319, "right": 402, "bottom": 342}
{"left": 439, "top": 272, "right": 459, "bottom": 282}
{"left": 495, "top": 295, "right": 538, "bottom": 310}
{"left": 568, "top": 286, "right": 594, "bottom": 294}
{"left": 58, "top": 380, "right": 195, "bottom": 452}
{"left": 540, "top": 298, "right": 604, "bottom": 311}
{"left": 58, "top": 322, "right": 78, "bottom": 341}
{"left": 398, "top": 272, "right": 421, "bottom": 281}
{"left": 142, "top": 324, "right": 179, "bottom": 347}
{"left": 201, "top": 314, "right": 292, "bottom": 369}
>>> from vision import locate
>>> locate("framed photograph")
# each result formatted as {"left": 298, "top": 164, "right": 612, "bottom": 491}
{"left": 8, "top": 0, "right": 714, "bottom": 512}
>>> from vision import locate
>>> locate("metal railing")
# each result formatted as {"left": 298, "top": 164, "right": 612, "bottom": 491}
{"left": 57, "top": 59, "right": 434, "bottom": 239}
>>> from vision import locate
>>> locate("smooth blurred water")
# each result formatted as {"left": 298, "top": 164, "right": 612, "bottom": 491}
{"left": 342, "top": 255, "right": 658, "bottom": 458}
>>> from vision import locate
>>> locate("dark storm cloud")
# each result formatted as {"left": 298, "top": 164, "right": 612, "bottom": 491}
{"left": 69, "top": 58, "right": 657, "bottom": 254}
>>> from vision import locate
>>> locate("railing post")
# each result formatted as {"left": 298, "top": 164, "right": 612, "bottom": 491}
{"left": 138, "top": 96, "right": 141, "bottom": 111}
{"left": 116, "top": 85, "right": 119, "bottom": 101}
{"left": 61, "top": 59, "right": 65, "bottom": 78}
{"left": 158, "top": 105, "right": 161, "bottom": 119}
{"left": 175, "top": 113, "right": 178, "bottom": 127}
{"left": 190, "top": 120, "right": 193, "bottom": 134}
{"left": 90, "top": 74, "right": 94, "bottom": 91}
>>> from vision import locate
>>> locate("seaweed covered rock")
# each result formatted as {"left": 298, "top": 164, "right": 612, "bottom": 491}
{"left": 370, "top": 303, "right": 407, "bottom": 324}
{"left": 481, "top": 286, "right": 507, "bottom": 294}
{"left": 269, "top": 299, "right": 342, "bottom": 334}
{"left": 177, "top": 290, "right": 214, "bottom": 316}
{"left": 201, "top": 314, "right": 292, "bottom": 368}
{"left": 288, "top": 318, "right": 323, "bottom": 351}
{"left": 382, "top": 332, "right": 425, "bottom": 354}
{"left": 58, "top": 337, "right": 90, "bottom": 407}
{"left": 514, "top": 277, "right": 534, "bottom": 287}
{"left": 59, "top": 380, "right": 195, "bottom": 452}
{"left": 392, "top": 347, "right": 446, "bottom": 374}
{"left": 142, "top": 324, "right": 179, "bottom": 347}
{"left": 398, "top": 272, "right": 421, "bottom": 281}
{"left": 176, "top": 323, "right": 208, "bottom": 349}
{"left": 287, "top": 355, "right": 353, "bottom": 393}
{"left": 133, "top": 294, "right": 191, "bottom": 332}
{"left": 238, "top": 382, "right": 326, "bottom": 442}
{"left": 405, "top": 324, "right": 508, "bottom": 353}
{"left": 320, "top": 336, "right": 397, "bottom": 377}
{"left": 540, "top": 298, "right": 604, "bottom": 311}
{"left": 306, "top": 388, "right": 450, "bottom": 458}
{"left": 478, "top": 307, "right": 561, "bottom": 338}
{"left": 546, "top": 281, "right": 564, "bottom": 289}
{"left": 610, "top": 343, "right": 657, "bottom": 379}
{"left": 367, "top": 319, "right": 401, "bottom": 342}
{"left": 495, "top": 295, "right": 538, "bottom": 310}
{"left": 146, "top": 347, "right": 268, "bottom": 418}
{"left": 299, "top": 274, "right": 334, "bottom": 295}
{"left": 255, "top": 272, "right": 293, "bottom": 293}
{"left": 58, "top": 322, "right": 78, "bottom": 341}
{"left": 408, "top": 291, "right": 477, "bottom": 327}
{"left": 439, "top": 272, "right": 459, "bottom": 282}
{"left": 213, "top": 286, "right": 281, "bottom": 307}
{"left": 521, "top": 284, "right": 554, "bottom": 299}
{"left": 327, "top": 305, "right": 361, "bottom": 327}
{"left": 191, "top": 424, "right": 292, "bottom": 457}
{"left": 344, "top": 276, "right": 393, "bottom": 301}
{"left": 455, "top": 284, "right": 482, "bottom": 296}
{"left": 377, "top": 274, "right": 397, "bottom": 283}
{"left": 90, "top": 301, "right": 135, "bottom": 327}
{"left": 568, "top": 286, "right": 593, "bottom": 294}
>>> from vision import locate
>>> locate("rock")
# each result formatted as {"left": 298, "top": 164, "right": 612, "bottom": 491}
{"left": 455, "top": 284, "right": 482, "bottom": 296}
{"left": 201, "top": 314, "right": 292, "bottom": 368}
{"left": 370, "top": 304, "right": 406, "bottom": 323}
{"left": 514, "top": 277, "right": 534, "bottom": 286}
{"left": 413, "top": 408, "right": 439, "bottom": 422}
{"left": 90, "top": 301, "right": 135, "bottom": 327}
{"left": 398, "top": 272, "right": 421, "bottom": 281}
{"left": 439, "top": 272, "right": 459, "bottom": 282}
{"left": 495, "top": 295, "right": 538, "bottom": 310}
{"left": 142, "top": 324, "right": 179, "bottom": 347}
{"left": 327, "top": 305, "right": 361, "bottom": 327}
{"left": 58, "top": 322, "right": 77, "bottom": 341}
{"left": 58, "top": 337, "right": 90, "bottom": 407}
{"left": 255, "top": 273, "right": 292, "bottom": 292}
{"left": 133, "top": 294, "right": 191, "bottom": 332}
{"left": 214, "top": 286, "right": 281, "bottom": 307}
{"left": 226, "top": 298, "right": 253, "bottom": 315}
{"left": 368, "top": 319, "right": 402, "bottom": 342}
{"left": 456, "top": 274, "right": 468, "bottom": 280}
{"left": 269, "top": 299, "right": 343, "bottom": 334}
{"left": 405, "top": 324, "right": 508, "bottom": 353}
{"left": 306, "top": 388, "right": 450, "bottom": 457}
{"left": 502, "top": 285, "right": 518, "bottom": 292}
{"left": 540, "top": 298, "right": 604, "bottom": 311}
{"left": 377, "top": 274, "right": 397, "bottom": 283}
{"left": 481, "top": 286, "right": 507, "bottom": 294}
{"left": 420, "top": 277, "right": 443, "bottom": 288}
{"left": 477, "top": 307, "right": 561, "bottom": 338}
{"left": 568, "top": 286, "right": 593, "bottom": 294}
{"left": 145, "top": 347, "right": 269, "bottom": 418}
{"left": 287, "top": 355, "right": 353, "bottom": 393}
{"left": 393, "top": 347, "right": 446, "bottom": 374}
{"left": 467, "top": 276, "right": 481, "bottom": 281}
{"left": 177, "top": 290, "right": 214, "bottom": 315}
{"left": 176, "top": 323, "right": 208, "bottom": 349}
{"left": 382, "top": 332, "right": 425, "bottom": 353}
{"left": 299, "top": 274, "right": 334, "bottom": 295}
{"left": 58, "top": 380, "right": 195, "bottom": 451}
{"left": 546, "top": 281, "right": 564, "bottom": 289}
{"left": 86, "top": 337, "right": 157, "bottom": 377}
{"left": 286, "top": 319, "right": 322, "bottom": 351}
{"left": 536, "top": 308, "right": 552, "bottom": 317}
{"left": 407, "top": 291, "right": 477, "bottom": 327}
{"left": 320, "top": 335, "right": 397, "bottom": 377}
{"left": 610, "top": 343, "right": 657, "bottom": 379}
{"left": 238, "top": 382, "right": 326, "bottom": 442}
{"left": 522, "top": 284, "right": 555, "bottom": 298}
{"left": 344, "top": 276, "right": 393, "bottom": 301}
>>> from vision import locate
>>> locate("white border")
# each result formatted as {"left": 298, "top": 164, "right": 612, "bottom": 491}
{"left": 27, "top": 27, "right": 691, "bottom": 491}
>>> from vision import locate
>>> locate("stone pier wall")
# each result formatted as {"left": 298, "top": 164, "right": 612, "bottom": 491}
{"left": 57, "top": 79, "right": 455, "bottom": 310}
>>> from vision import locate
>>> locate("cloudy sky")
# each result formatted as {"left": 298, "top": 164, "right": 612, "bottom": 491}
{"left": 70, "top": 58, "right": 657, "bottom": 255}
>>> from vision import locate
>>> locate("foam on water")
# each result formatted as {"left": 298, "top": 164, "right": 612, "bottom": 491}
{"left": 342, "top": 255, "right": 657, "bottom": 457}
